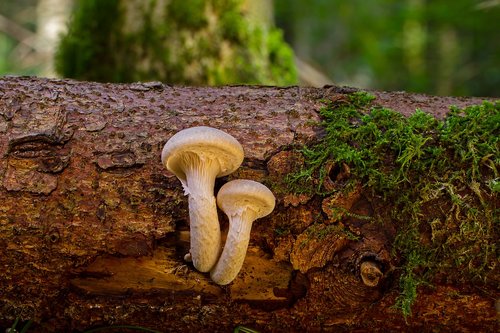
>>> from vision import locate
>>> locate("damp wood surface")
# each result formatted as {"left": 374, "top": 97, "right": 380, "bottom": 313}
{"left": 0, "top": 76, "right": 497, "bottom": 332}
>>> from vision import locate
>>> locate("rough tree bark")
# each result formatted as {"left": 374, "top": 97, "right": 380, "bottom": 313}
{"left": 0, "top": 76, "right": 497, "bottom": 332}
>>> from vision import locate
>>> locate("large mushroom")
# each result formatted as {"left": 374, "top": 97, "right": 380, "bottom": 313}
{"left": 161, "top": 126, "right": 244, "bottom": 272}
{"left": 210, "top": 179, "right": 275, "bottom": 285}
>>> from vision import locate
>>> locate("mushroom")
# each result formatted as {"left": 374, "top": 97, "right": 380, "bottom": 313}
{"left": 161, "top": 126, "right": 244, "bottom": 272}
{"left": 210, "top": 179, "right": 275, "bottom": 285}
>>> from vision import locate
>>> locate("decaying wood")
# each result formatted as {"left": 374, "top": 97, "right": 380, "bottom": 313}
{"left": 0, "top": 76, "right": 497, "bottom": 332}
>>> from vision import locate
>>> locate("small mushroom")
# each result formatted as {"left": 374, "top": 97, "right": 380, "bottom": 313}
{"left": 161, "top": 126, "right": 244, "bottom": 272}
{"left": 211, "top": 179, "right": 275, "bottom": 285}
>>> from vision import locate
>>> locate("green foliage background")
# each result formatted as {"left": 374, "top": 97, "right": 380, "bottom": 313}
{"left": 275, "top": 0, "right": 499, "bottom": 96}
{"left": 55, "top": 0, "right": 297, "bottom": 85}
{"left": 1, "top": 0, "right": 498, "bottom": 94}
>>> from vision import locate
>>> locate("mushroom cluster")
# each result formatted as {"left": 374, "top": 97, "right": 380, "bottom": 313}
{"left": 162, "top": 126, "right": 275, "bottom": 285}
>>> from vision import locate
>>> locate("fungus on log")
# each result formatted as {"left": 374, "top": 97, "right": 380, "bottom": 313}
{"left": 211, "top": 179, "right": 275, "bottom": 285}
{"left": 161, "top": 126, "right": 244, "bottom": 272}
{"left": 0, "top": 77, "right": 498, "bottom": 332}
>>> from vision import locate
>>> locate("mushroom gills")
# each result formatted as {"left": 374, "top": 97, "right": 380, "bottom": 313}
{"left": 161, "top": 126, "right": 244, "bottom": 272}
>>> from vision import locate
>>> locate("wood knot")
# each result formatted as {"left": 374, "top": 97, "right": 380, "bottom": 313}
{"left": 360, "top": 261, "right": 383, "bottom": 287}
{"left": 322, "top": 161, "right": 351, "bottom": 192}
{"left": 45, "top": 229, "right": 61, "bottom": 243}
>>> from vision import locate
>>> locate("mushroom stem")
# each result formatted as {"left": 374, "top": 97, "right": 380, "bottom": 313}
{"left": 182, "top": 155, "right": 221, "bottom": 272}
{"left": 210, "top": 208, "right": 256, "bottom": 285}
{"left": 161, "top": 127, "right": 244, "bottom": 273}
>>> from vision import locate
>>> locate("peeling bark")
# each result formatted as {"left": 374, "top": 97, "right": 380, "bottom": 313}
{"left": 0, "top": 77, "right": 497, "bottom": 332}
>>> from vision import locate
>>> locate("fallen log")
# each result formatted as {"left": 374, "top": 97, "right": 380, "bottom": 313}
{"left": 0, "top": 76, "right": 497, "bottom": 332}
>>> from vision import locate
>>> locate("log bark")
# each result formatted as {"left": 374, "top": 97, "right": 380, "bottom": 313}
{"left": 0, "top": 76, "right": 497, "bottom": 332}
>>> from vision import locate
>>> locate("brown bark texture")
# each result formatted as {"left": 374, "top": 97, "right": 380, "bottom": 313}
{"left": 0, "top": 76, "right": 497, "bottom": 332}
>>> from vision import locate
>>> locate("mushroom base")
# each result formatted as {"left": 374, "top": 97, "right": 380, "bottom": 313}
{"left": 210, "top": 210, "right": 255, "bottom": 285}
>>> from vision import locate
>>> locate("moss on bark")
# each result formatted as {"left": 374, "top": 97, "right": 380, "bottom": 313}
{"left": 286, "top": 92, "right": 499, "bottom": 317}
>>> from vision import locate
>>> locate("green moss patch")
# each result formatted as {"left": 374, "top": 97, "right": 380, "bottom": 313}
{"left": 287, "top": 91, "right": 499, "bottom": 318}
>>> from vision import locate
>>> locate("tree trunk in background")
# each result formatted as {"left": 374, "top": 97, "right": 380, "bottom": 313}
{"left": 55, "top": 0, "right": 296, "bottom": 86}
{"left": 243, "top": 0, "right": 274, "bottom": 28}
{"left": 36, "top": 0, "right": 72, "bottom": 77}
{"left": 0, "top": 77, "right": 497, "bottom": 332}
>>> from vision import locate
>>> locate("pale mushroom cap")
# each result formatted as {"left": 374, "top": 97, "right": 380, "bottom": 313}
{"left": 161, "top": 126, "right": 244, "bottom": 182}
{"left": 217, "top": 179, "right": 275, "bottom": 219}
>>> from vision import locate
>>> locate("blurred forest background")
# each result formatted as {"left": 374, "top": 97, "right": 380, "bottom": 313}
{"left": 0, "top": 0, "right": 498, "bottom": 96}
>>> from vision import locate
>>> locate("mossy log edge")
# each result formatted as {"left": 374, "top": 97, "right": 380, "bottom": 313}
{"left": 0, "top": 76, "right": 497, "bottom": 332}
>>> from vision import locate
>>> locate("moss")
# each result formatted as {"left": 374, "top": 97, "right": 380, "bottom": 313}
{"left": 55, "top": 0, "right": 123, "bottom": 82}
{"left": 168, "top": 0, "right": 207, "bottom": 30}
{"left": 219, "top": 5, "right": 246, "bottom": 43}
{"left": 287, "top": 91, "right": 499, "bottom": 318}
{"left": 306, "top": 223, "right": 360, "bottom": 241}
{"left": 56, "top": 0, "right": 297, "bottom": 85}
{"left": 266, "top": 29, "right": 297, "bottom": 85}
{"left": 274, "top": 227, "right": 290, "bottom": 236}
